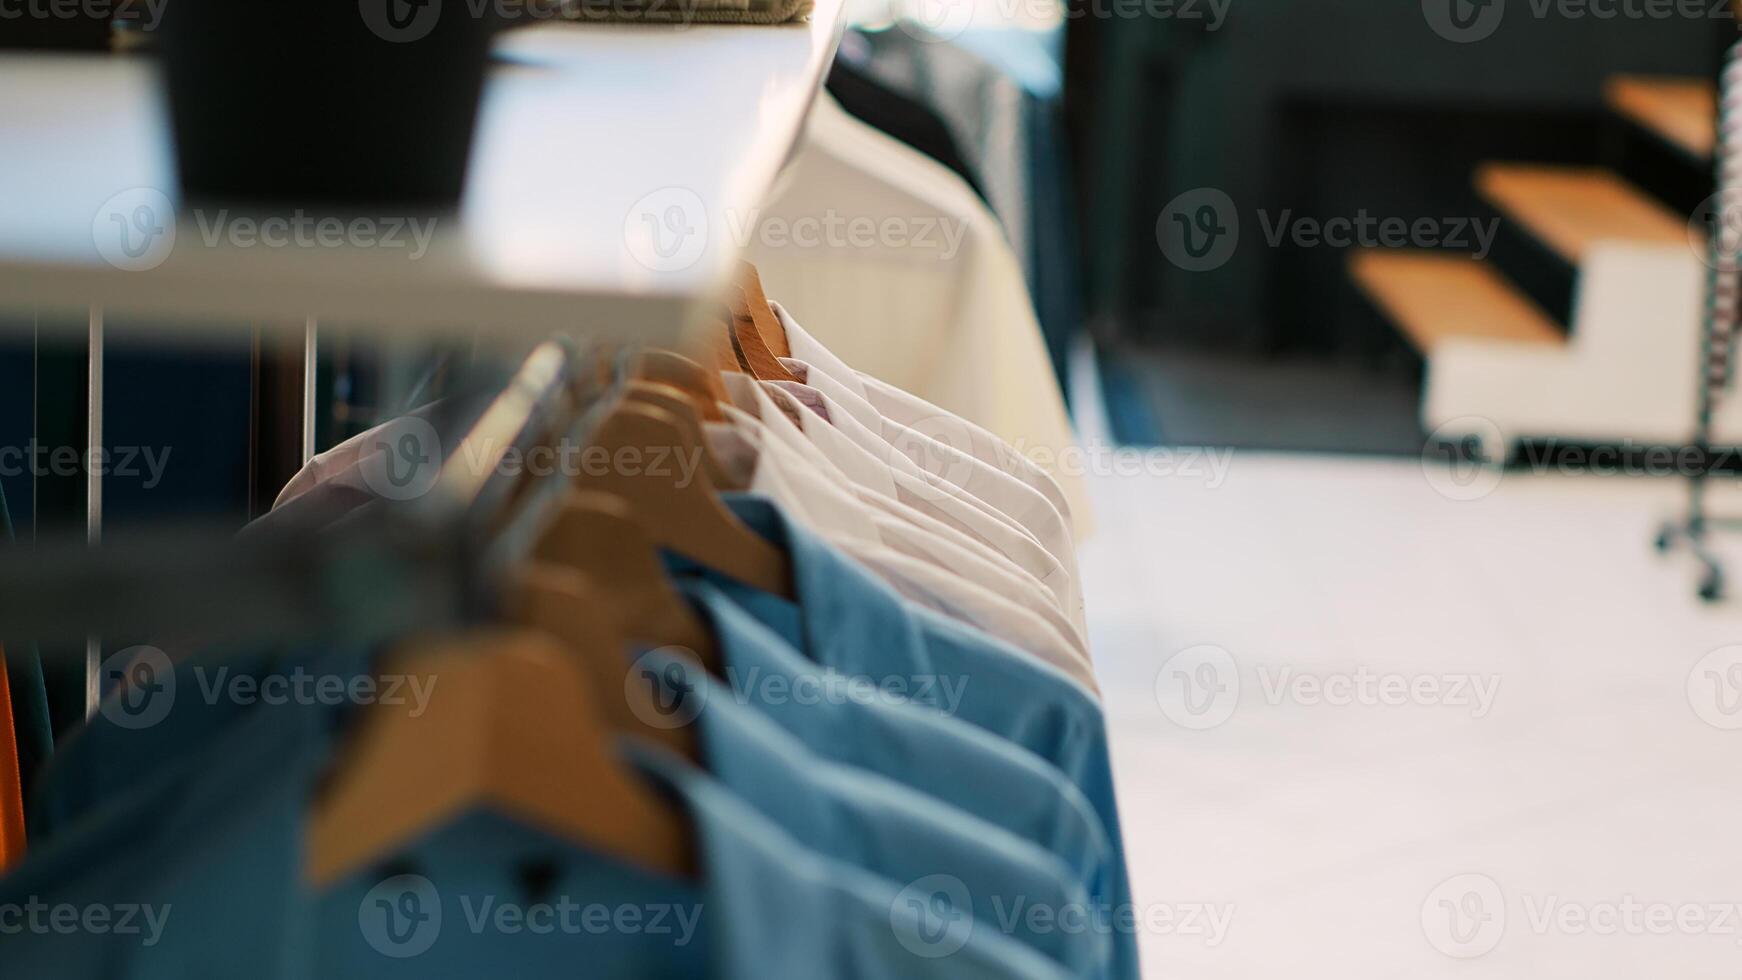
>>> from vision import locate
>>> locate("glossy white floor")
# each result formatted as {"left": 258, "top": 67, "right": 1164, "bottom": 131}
{"left": 1070, "top": 345, "right": 1742, "bottom": 979}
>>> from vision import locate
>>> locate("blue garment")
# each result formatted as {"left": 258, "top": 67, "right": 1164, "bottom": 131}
{"left": 0, "top": 648, "right": 345, "bottom": 979}
{"left": 1, "top": 647, "right": 1074, "bottom": 979}
{"left": 688, "top": 494, "right": 1140, "bottom": 979}
{"left": 27, "top": 641, "right": 343, "bottom": 842}
{"left": 678, "top": 577, "right": 1111, "bottom": 907}
{"left": 0, "top": 479, "right": 53, "bottom": 809}
{"left": 639, "top": 646, "right": 1104, "bottom": 977}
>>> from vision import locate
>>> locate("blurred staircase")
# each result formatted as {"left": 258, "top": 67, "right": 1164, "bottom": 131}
{"left": 1349, "top": 74, "right": 1722, "bottom": 459}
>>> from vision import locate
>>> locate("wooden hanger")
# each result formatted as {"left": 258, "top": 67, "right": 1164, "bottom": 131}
{"left": 736, "top": 261, "right": 791, "bottom": 359}
{"left": 306, "top": 629, "right": 695, "bottom": 888}
{"left": 506, "top": 564, "right": 700, "bottom": 761}
{"left": 699, "top": 305, "right": 748, "bottom": 376}
{"left": 623, "top": 380, "right": 736, "bottom": 490}
{"left": 571, "top": 400, "right": 793, "bottom": 599}
{"left": 728, "top": 285, "right": 800, "bottom": 383}
{"left": 532, "top": 490, "right": 724, "bottom": 674}
{"left": 635, "top": 350, "right": 729, "bottom": 422}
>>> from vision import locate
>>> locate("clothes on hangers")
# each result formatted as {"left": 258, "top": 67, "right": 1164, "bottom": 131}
{"left": 0, "top": 650, "right": 24, "bottom": 870}
{"left": 826, "top": 56, "right": 989, "bottom": 206}
{"left": 0, "top": 480, "right": 51, "bottom": 831}
{"left": 840, "top": 27, "right": 1034, "bottom": 282}
{"left": 841, "top": 25, "right": 1086, "bottom": 393}
{"left": 745, "top": 92, "right": 1093, "bottom": 534}
{"left": 4, "top": 281, "right": 1135, "bottom": 977}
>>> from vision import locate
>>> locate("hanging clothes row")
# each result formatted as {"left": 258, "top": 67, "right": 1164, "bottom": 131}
{"left": 747, "top": 90, "right": 1093, "bottom": 532}
{"left": 0, "top": 263, "right": 1132, "bottom": 979}
{"left": 824, "top": 23, "right": 1086, "bottom": 398}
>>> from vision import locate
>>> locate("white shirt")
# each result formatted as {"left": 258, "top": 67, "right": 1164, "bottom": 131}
{"left": 764, "top": 371, "right": 1086, "bottom": 640}
{"left": 746, "top": 92, "right": 1092, "bottom": 535}
{"left": 775, "top": 302, "right": 1085, "bottom": 541}
{"left": 719, "top": 373, "right": 1087, "bottom": 644}
{"left": 710, "top": 385, "right": 1096, "bottom": 688}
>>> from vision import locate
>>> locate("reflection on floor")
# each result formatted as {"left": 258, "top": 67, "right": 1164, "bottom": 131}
{"left": 1072, "top": 342, "right": 1742, "bottom": 979}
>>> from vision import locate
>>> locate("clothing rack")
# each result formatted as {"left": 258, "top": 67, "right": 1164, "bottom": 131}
{"left": 0, "top": 335, "right": 602, "bottom": 655}
{"left": 1656, "top": 40, "right": 1742, "bottom": 601}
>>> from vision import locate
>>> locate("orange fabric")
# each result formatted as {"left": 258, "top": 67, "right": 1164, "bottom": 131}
{"left": 0, "top": 648, "right": 25, "bottom": 870}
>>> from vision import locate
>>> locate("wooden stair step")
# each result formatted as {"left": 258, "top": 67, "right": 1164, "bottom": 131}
{"left": 1350, "top": 249, "right": 1566, "bottom": 354}
{"left": 1604, "top": 74, "right": 1716, "bottom": 160}
{"left": 1476, "top": 163, "right": 1692, "bottom": 264}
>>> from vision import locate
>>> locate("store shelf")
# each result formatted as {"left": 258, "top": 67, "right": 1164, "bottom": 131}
{"left": 0, "top": 7, "right": 845, "bottom": 345}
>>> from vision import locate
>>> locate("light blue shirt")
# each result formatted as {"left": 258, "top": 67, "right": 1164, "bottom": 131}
{"left": 689, "top": 494, "right": 1140, "bottom": 980}
{"left": 639, "top": 646, "right": 1104, "bottom": 977}
{"left": 678, "top": 576, "right": 1113, "bottom": 912}
{"left": 2, "top": 658, "right": 1077, "bottom": 980}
